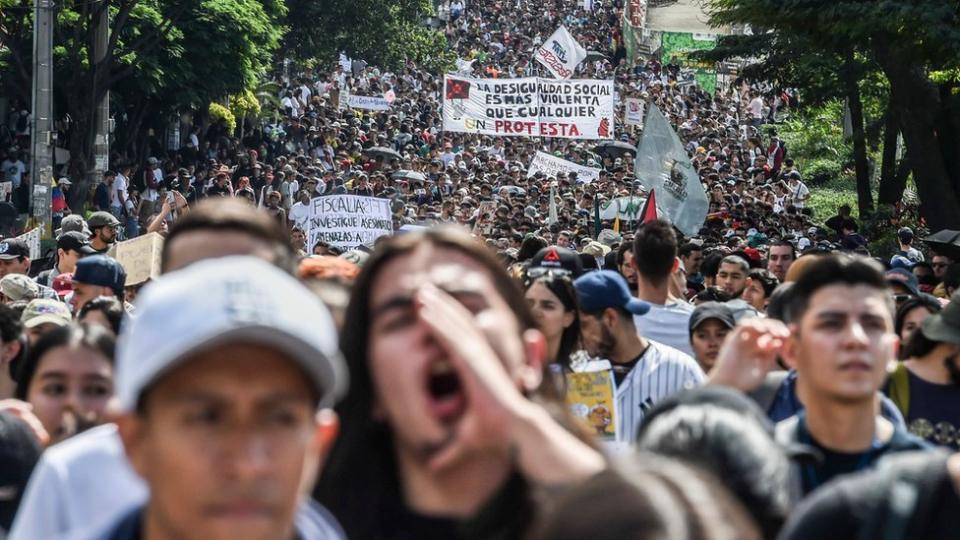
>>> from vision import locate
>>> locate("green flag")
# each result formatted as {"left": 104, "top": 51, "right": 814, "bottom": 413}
{"left": 623, "top": 0, "right": 645, "bottom": 66}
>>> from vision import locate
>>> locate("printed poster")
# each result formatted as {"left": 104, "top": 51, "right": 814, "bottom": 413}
{"left": 565, "top": 363, "right": 618, "bottom": 441}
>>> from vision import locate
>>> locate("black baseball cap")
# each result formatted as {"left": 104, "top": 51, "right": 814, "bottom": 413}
{"left": 0, "top": 239, "right": 30, "bottom": 261}
{"left": 529, "top": 246, "right": 584, "bottom": 278}
{"left": 57, "top": 231, "right": 97, "bottom": 256}
{"left": 689, "top": 302, "right": 736, "bottom": 334}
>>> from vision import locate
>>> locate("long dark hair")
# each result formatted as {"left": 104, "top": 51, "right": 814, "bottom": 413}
{"left": 894, "top": 295, "right": 942, "bottom": 338}
{"left": 524, "top": 274, "right": 581, "bottom": 369}
{"left": 15, "top": 323, "right": 116, "bottom": 401}
{"left": 314, "top": 227, "right": 591, "bottom": 538}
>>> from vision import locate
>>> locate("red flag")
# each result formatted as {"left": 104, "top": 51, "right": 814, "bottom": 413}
{"left": 445, "top": 79, "right": 471, "bottom": 100}
{"left": 639, "top": 189, "right": 658, "bottom": 224}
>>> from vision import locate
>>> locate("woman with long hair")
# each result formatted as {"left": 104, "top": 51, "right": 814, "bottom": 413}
{"left": 524, "top": 270, "right": 580, "bottom": 369}
{"left": 314, "top": 227, "right": 603, "bottom": 539}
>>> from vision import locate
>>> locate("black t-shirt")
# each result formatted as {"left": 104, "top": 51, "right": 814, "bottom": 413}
{"left": 903, "top": 370, "right": 960, "bottom": 450}
{"left": 780, "top": 451, "right": 960, "bottom": 540}
{"left": 794, "top": 413, "right": 929, "bottom": 495}
{"left": 376, "top": 474, "right": 531, "bottom": 540}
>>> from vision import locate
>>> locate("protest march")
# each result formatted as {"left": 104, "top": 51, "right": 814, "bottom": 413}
{"left": 1, "top": 0, "right": 960, "bottom": 539}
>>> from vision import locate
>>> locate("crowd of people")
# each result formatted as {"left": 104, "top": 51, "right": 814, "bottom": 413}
{"left": 1, "top": 0, "right": 960, "bottom": 539}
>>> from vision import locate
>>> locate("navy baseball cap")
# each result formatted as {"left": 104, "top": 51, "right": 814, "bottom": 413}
{"left": 885, "top": 267, "right": 919, "bottom": 297}
{"left": 73, "top": 255, "right": 126, "bottom": 294}
{"left": 574, "top": 270, "right": 650, "bottom": 316}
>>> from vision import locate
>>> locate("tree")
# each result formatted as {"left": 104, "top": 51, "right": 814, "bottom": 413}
{"left": 702, "top": 0, "right": 960, "bottom": 230}
{"left": 283, "top": 0, "right": 454, "bottom": 72}
{"left": 0, "top": 0, "right": 285, "bottom": 207}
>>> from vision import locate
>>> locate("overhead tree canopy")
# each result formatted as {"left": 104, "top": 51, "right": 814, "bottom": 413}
{"left": 701, "top": 0, "right": 960, "bottom": 230}
{"left": 283, "top": 0, "right": 455, "bottom": 72}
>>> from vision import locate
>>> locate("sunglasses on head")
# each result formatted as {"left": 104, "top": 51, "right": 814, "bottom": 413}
{"left": 525, "top": 267, "right": 572, "bottom": 286}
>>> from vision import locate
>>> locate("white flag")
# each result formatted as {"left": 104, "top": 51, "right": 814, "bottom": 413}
{"left": 535, "top": 26, "right": 587, "bottom": 79}
{"left": 548, "top": 186, "right": 559, "bottom": 225}
{"left": 634, "top": 104, "right": 709, "bottom": 237}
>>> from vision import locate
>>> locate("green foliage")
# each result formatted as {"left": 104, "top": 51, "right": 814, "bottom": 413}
{"left": 208, "top": 102, "right": 236, "bottom": 133}
{"left": 229, "top": 89, "right": 261, "bottom": 121}
{"left": 807, "top": 177, "right": 858, "bottom": 225}
{"left": 284, "top": 0, "right": 453, "bottom": 73}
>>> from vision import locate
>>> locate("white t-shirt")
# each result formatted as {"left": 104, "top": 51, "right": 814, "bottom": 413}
{"left": 633, "top": 300, "right": 696, "bottom": 358}
{"left": 749, "top": 97, "right": 764, "bottom": 119}
{"left": 1, "top": 158, "right": 26, "bottom": 188}
{"left": 615, "top": 341, "right": 704, "bottom": 443}
{"left": 790, "top": 180, "right": 809, "bottom": 207}
{"left": 289, "top": 201, "right": 311, "bottom": 229}
{"left": 8, "top": 424, "right": 146, "bottom": 540}
{"left": 111, "top": 174, "right": 128, "bottom": 206}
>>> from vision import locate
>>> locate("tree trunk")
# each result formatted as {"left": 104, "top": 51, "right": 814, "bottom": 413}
{"left": 844, "top": 60, "right": 873, "bottom": 215}
{"left": 877, "top": 107, "right": 904, "bottom": 205}
{"left": 874, "top": 39, "right": 960, "bottom": 231}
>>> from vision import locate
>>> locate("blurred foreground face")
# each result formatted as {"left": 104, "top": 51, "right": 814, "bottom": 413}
{"left": 786, "top": 285, "right": 895, "bottom": 402}
{"left": 120, "top": 345, "right": 328, "bottom": 540}
{"left": 366, "top": 244, "right": 527, "bottom": 468}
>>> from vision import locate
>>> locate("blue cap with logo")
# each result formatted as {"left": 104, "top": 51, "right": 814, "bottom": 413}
{"left": 574, "top": 270, "right": 650, "bottom": 316}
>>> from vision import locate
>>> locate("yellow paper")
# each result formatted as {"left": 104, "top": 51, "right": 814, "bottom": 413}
{"left": 565, "top": 369, "right": 617, "bottom": 440}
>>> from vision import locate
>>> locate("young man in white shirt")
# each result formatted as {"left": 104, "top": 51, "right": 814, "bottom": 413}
{"left": 630, "top": 220, "right": 697, "bottom": 357}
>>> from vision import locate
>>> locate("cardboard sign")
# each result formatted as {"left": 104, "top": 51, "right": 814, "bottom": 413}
{"left": 442, "top": 76, "right": 615, "bottom": 140}
{"left": 14, "top": 227, "right": 41, "bottom": 259}
{"left": 111, "top": 232, "right": 164, "bottom": 286}
{"left": 306, "top": 195, "right": 393, "bottom": 250}
{"left": 527, "top": 151, "right": 600, "bottom": 184}
{"left": 565, "top": 363, "right": 618, "bottom": 441}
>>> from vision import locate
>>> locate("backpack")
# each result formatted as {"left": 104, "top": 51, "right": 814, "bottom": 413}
{"left": 887, "top": 362, "right": 910, "bottom": 418}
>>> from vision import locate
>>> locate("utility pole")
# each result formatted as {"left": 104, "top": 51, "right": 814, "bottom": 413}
{"left": 88, "top": 1, "right": 110, "bottom": 197}
{"left": 30, "top": 0, "right": 54, "bottom": 238}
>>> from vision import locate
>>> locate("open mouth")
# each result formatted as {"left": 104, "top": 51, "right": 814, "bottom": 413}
{"left": 426, "top": 364, "right": 466, "bottom": 422}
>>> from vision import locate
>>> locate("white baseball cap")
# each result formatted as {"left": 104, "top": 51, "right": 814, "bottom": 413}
{"left": 116, "top": 256, "right": 348, "bottom": 411}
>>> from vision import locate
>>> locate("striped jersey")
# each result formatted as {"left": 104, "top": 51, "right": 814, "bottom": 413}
{"left": 615, "top": 340, "right": 705, "bottom": 443}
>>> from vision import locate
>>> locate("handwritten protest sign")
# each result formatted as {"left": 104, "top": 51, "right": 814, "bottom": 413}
{"left": 111, "top": 232, "right": 164, "bottom": 286}
{"left": 443, "top": 76, "right": 615, "bottom": 140}
{"left": 306, "top": 195, "right": 393, "bottom": 250}
{"left": 527, "top": 151, "right": 600, "bottom": 184}
{"left": 565, "top": 361, "right": 618, "bottom": 441}
{"left": 15, "top": 227, "right": 41, "bottom": 259}
{"left": 341, "top": 92, "right": 391, "bottom": 111}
